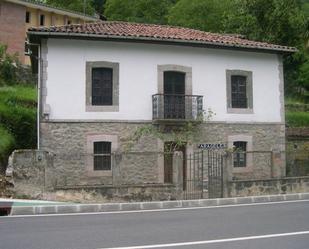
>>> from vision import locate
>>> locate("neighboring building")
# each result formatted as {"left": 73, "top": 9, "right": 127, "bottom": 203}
{"left": 28, "top": 22, "right": 296, "bottom": 193}
{"left": 0, "top": 0, "right": 99, "bottom": 64}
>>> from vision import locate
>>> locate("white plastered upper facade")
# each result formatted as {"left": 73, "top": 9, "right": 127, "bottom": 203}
{"left": 44, "top": 38, "right": 283, "bottom": 123}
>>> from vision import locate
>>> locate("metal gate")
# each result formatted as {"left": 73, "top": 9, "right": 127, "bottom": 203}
{"left": 184, "top": 150, "right": 224, "bottom": 199}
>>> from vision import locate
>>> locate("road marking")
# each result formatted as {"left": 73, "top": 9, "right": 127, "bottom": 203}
{"left": 1, "top": 199, "right": 309, "bottom": 219}
{"left": 98, "top": 230, "right": 309, "bottom": 249}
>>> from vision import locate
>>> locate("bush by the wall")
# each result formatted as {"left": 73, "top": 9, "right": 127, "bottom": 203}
{"left": 0, "top": 86, "right": 36, "bottom": 174}
{"left": 0, "top": 126, "right": 15, "bottom": 174}
{"left": 0, "top": 86, "right": 36, "bottom": 149}
{"left": 0, "top": 44, "right": 19, "bottom": 86}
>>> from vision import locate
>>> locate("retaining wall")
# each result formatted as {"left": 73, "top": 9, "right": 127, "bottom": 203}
{"left": 229, "top": 176, "right": 309, "bottom": 197}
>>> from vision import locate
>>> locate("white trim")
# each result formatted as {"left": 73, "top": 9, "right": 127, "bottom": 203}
{"left": 98, "top": 230, "right": 309, "bottom": 249}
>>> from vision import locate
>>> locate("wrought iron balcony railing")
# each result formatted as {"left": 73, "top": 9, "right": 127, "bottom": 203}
{"left": 152, "top": 94, "right": 203, "bottom": 121}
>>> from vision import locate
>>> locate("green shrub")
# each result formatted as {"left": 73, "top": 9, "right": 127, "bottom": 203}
{"left": 0, "top": 126, "right": 15, "bottom": 174}
{"left": 0, "top": 44, "right": 19, "bottom": 86}
{"left": 0, "top": 86, "right": 37, "bottom": 174}
{"left": 286, "top": 111, "right": 309, "bottom": 127}
{"left": 0, "top": 86, "right": 36, "bottom": 107}
{"left": 0, "top": 86, "right": 37, "bottom": 149}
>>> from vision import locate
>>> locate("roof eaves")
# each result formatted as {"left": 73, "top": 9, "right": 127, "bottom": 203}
{"left": 27, "top": 31, "right": 298, "bottom": 54}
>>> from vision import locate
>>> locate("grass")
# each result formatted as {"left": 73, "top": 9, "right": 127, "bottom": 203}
{"left": 0, "top": 126, "right": 14, "bottom": 155}
{"left": 0, "top": 85, "right": 37, "bottom": 173}
{"left": 0, "top": 85, "right": 36, "bottom": 108}
{"left": 285, "top": 96, "right": 309, "bottom": 127}
{"left": 286, "top": 111, "right": 309, "bottom": 127}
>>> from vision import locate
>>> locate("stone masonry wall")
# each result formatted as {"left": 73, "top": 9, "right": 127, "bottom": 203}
{"left": 229, "top": 177, "right": 309, "bottom": 197}
{"left": 40, "top": 121, "right": 285, "bottom": 187}
{"left": 6, "top": 150, "right": 54, "bottom": 198}
{"left": 196, "top": 122, "right": 286, "bottom": 179}
{"left": 0, "top": 1, "right": 26, "bottom": 62}
{"left": 40, "top": 122, "right": 160, "bottom": 187}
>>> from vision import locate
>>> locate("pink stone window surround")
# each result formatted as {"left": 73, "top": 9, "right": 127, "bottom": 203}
{"left": 86, "top": 134, "right": 118, "bottom": 177}
{"left": 228, "top": 134, "right": 253, "bottom": 173}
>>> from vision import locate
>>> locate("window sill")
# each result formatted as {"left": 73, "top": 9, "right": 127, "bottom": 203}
{"left": 227, "top": 108, "right": 253, "bottom": 114}
{"left": 86, "top": 170, "right": 112, "bottom": 177}
{"left": 232, "top": 166, "right": 253, "bottom": 173}
{"left": 86, "top": 105, "right": 119, "bottom": 112}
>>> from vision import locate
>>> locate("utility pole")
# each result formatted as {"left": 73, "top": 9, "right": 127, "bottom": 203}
{"left": 83, "top": 0, "right": 86, "bottom": 24}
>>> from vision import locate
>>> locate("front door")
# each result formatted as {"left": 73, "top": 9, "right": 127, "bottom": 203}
{"left": 164, "top": 71, "right": 185, "bottom": 119}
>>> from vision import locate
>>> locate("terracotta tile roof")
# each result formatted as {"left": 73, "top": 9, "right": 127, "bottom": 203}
{"left": 28, "top": 21, "right": 296, "bottom": 53}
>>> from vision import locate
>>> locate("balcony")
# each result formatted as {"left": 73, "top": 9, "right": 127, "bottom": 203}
{"left": 152, "top": 94, "right": 203, "bottom": 122}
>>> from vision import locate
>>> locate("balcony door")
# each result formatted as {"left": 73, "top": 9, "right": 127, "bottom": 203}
{"left": 163, "top": 71, "right": 186, "bottom": 119}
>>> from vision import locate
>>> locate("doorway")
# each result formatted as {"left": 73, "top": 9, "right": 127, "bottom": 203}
{"left": 163, "top": 71, "right": 186, "bottom": 119}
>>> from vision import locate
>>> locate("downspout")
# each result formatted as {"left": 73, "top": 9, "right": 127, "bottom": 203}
{"left": 37, "top": 44, "right": 41, "bottom": 150}
{"left": 28, "top": 41, "right": 42, "bottom": 150}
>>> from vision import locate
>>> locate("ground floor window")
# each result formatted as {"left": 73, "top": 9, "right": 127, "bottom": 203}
{"left": 86, "top": 134, "right": 118, "bottom": 177}
{"left": 93, "top": 141, "right": 112, "bottom": 171}
{"left": 228, "top": 135, "right": 253, "bottom": 173}
{"left": 233, "top": 141, "right": 247, "bottom": 167}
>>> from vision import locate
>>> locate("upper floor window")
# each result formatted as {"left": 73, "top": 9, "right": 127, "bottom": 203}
{"left": 92, "top": 67, "right": 113, "bottom": 106}
{"left": 231, "top": 75, "right": 247, "bottom": 108}
{"left": 86, "top": 61, "right": 119, "bottom": 112}
{"left": 40, "top": 14, "right": 45, "bottom": 26}
{"left": 226, "top": 70, "right": 253, "bottom": 114}
{"left": 25, "top": 11, "right": 30, "bottom": 23}
{"left": 233, "top": 141, "right": 247, "bottom": 167}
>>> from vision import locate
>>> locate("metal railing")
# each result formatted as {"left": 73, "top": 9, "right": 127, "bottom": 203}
{"left": 152, "top": 94, "right": 203, "bottom": 121}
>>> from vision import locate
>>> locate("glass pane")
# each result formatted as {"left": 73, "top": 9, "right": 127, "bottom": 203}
{"left": 92, "top": 68, "right": 113, "bottom": 105}
{"left": 233, "top": 141, "right": 247, "bottom": 167}
{"left": 94, "top": 155, "right": 111, "bottom": 171}
{"left": 231, "top": 75, "right": 247, "bottom": 108}
{"left": 94, "top": 142, "right": 111, "bottom": 154}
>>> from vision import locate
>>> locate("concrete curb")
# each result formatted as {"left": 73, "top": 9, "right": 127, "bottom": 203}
{"left": 9, "top": 192, "right": 309, "bottom": 216}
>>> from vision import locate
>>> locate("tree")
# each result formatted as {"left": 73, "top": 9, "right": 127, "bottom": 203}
{"left": 92, "top": 0, "right": 106, "bottom": 15}
{"left": 223, "top": 0, "right": 306, "bottom": 46}
{"left": 223, "top": 0, "right": 308, "bottom": 98}
{"left": 45, "top": 0, "right": 95, "bottom": 15}
{"left": 167, "top": 0, "right": 233, "bottom": 33}
{"left": 104, "top": 0, "right": 176, "bottom": 24}
{"left": 298, "top": 57, "right": 309, "bottom": 91}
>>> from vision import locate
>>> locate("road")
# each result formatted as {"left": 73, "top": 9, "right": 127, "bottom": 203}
{"left": 1, "top": 200, "right": 309, "bottom": 249}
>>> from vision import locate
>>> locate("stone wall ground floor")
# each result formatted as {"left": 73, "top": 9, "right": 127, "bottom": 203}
{"left": 4, "top": 121, "right": 289, "bottom": 202}
{"left": 40, "top": 121, "right": 286, "bottom": 188}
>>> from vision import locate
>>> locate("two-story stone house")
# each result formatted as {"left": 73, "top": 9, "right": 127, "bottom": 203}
{"left": 28, "top": 22, "right": 296, "bottom": 193}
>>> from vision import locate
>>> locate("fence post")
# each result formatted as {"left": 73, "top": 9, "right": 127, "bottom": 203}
{"left": 222, "top": 152, "right": 232, "bottom": 198}
{"left": 173, "top": 151, "right": 183, "bottom": 199}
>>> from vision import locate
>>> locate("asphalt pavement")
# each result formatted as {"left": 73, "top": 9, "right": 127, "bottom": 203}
{"left": 1, "top": 199, "right": 309, "bottom": 249}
